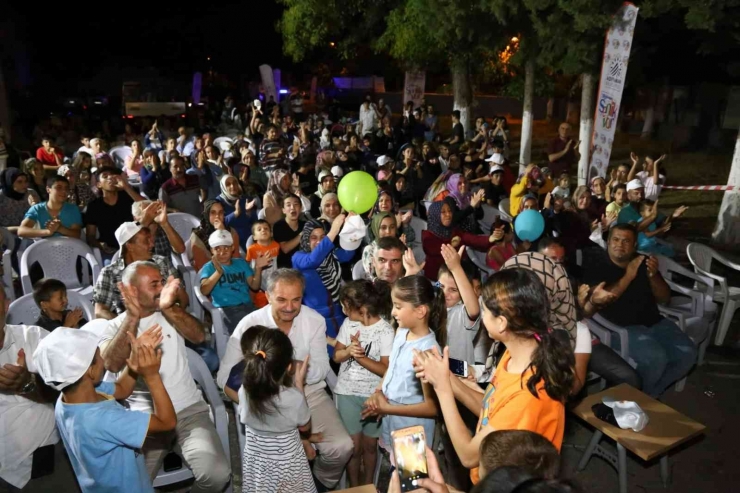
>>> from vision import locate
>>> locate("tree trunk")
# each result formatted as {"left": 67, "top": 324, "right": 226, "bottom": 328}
{"left": 451, "top": 63, "right": 473, "bottom": 139}
{"left": 641, "top": 104, "right": 655, "bottom": 139}
{"left": 712, "top": 129, "right": 740, "bottom": 245}
{"left": 519, "top": 60, "right": 534, "bottom": 174}
{"left": 578, "top": 73, "right": 595, "bottom": 185}
{"left": 546, "top": 97, "right": 555, "bottom": 122}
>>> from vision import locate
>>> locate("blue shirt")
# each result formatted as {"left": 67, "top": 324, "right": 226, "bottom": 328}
{"left": 200, "top": 258, "right": 255, "bottom": 308}
{"left": 382, "top": 329, "right": 440, "bottom": 405}
{"left": 24, "top": 202, "right": 82, "bottom": 237}
{"left": 55, "top": 381, "right": 152, "bottom": 493}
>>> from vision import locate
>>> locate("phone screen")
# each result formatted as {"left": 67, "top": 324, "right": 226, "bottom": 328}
{"left": 448, "top": 358, "right": 468, "bottom": 377}
{"left": 392, "top": 428, "right": 429, "bottom": 492}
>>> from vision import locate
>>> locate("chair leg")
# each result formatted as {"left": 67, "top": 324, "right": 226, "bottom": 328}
{"left": 714, "top": 301, "right": 738, "bottom": 346}
{"left": 660, "top": 455, "right": 670, "bottom": 488}
{"left": 698, "top": 322, "right": 715, "bottom": 366}
{"left": 577, "top": 430, "right": 603, "bottom": 471}
{"left": 674, "top": 377, "right": 686, "bottom": 392}
{"left": 617, "top": 443, "right": 628, "bottom": 493}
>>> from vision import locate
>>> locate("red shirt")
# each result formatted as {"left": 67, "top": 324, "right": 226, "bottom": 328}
{"left": 546, "top": 137, "right": 576, "bottom": 177}
{"left": 35, "top": 147, "right": 63, "bottom": 166}
{"left": 421, "top": 229, "right": 491, "bottom": 280}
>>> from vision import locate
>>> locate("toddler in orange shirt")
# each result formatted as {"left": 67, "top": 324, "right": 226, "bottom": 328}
{"left": 246, "top": 220, "right": 280, "bottom": 308}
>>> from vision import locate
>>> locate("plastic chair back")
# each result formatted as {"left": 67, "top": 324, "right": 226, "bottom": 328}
{"left": 352, "top": 261, "right": 368, "bottom": 280}
{"left": 20, "top": 238, "right": 101, "bottom": 295}
{"left": 498, "top": 198, "right": 511, "bottom": 217}
{"left": 467, "top": 248, "right": 495, "bottom": 281}
{"left": 108, "top": 146, "right": 132, "bottom": 168}
{"left": 167, "top": 213, "right": 201, "bottom": 244}
{"left": 687, "top": 243, "right": 715, "bottom": 276}
{"left": 7, "top": 292, "right": 94, "bottom": 326}
{"left": 213, "top": 137, "right": 234, "bottom": 153}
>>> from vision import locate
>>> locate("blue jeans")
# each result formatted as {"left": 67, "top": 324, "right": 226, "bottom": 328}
{"left": 613, "top": 318, "right": 697, "bottom": 397}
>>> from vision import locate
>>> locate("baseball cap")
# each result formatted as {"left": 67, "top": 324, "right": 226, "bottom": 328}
{"left": 485, "top": 153, "right": 505, "bottom": 164}
{"left": 33, "top": 328, "right": 102, "bottom": 391}
{"left": 339, "top": 215, "right": 366, "bottom": 251}
{"left": 489, "top": 165, "right": 504, "bottom": 174}
{"left": 209, "top": 229, "right": 233, "bottom": 248}
{"left": 331, "top": 165, "right": 344, "bottom": 180}
{"left": 376, "top": 155, "right": 393, "bottom": 168}
{"left": 115, "top": 221, "right": 144, "bottom": 249}
{"left": 626, "top": 179, "right": 644, "bottom": 191}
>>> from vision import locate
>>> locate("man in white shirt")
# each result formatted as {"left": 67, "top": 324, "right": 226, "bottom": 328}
{"left": 217, "top": 268, "right": 352, "bottom": 490}
{"left": 99, "top": 261, "right": 230, "bottom": 493}
{"left": 358, "top": 94, "right": 379, "bottom": 137}
{"left": 0, "top": 286, "right": 59, "bottom": 490}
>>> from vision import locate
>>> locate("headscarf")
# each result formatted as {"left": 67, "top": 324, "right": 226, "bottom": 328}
{"left": 445, "top": 173, "right": 470, "bottom": 209}
{"left": 319, "top": 193, "right": 340, "bottom": 222}
{"left": 315, "top": 169, "right": 333, "bottom": 198}
{"left": 316, "top": 150, "right": 334, "bottom": 173}
{"left": 219, "top": 174, "right": 241, "bottom": 206}
{"left": 369, "top": 211, "right": 394, "bottom": 241}
{"left": 300, "top": 219, "right": 341, "bottom": 303}
{"left": 427, "top": 198, "right": 454, "bottom": 239}
{"left": 0, "top": 168, "right": 26, "bottom": 201}
{"left": 194, "top": 199, "right": 221, "bottom": 249}
{"left": 501, "top": 252, "right": 577, "bottom": 349}
{"left": 267, "top": 168, "right": 291, "bottom": 205}
{"left": 369, "top": 189, "right": 397, "bottom": 217}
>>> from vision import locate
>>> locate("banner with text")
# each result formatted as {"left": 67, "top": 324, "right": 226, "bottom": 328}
{"left": 589, "top": 3, "right": 638, "bottom": 180}
{"left": 403, "top": 71, "right": 426, "bottom": 108}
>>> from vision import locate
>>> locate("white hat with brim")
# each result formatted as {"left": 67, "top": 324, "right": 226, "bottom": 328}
{"left": 339, "top": 215, "right": 367, "bottom": 251}
{"left": 209, "top": 229, "right": 233, "bottom": 248}
{"left": 33, "top": 328, "right": 102, "bottom": 391}
{"left": 626, "top": 179, "right": 644, "bottom": 191}
{"left": 115, "top": 222, "right": 144, "bottom": 250}
{"left": 486, "top": 153, "right": 505, "bottom": 164}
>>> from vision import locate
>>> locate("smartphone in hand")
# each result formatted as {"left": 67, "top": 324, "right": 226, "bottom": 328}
{"left": 391, "top": 426, "right": 429, "bottom": 493}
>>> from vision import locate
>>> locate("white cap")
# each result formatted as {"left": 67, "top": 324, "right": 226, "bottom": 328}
{"left": 253, "top": 99, "right": 262, "bottom": 108}
{"left": 486, "top": 153, "right": 505, "bottom": 164}
{"left": 209, "top": 229, "right": 233, "bottom": 248}
{"left": 376, "top": 155, "right": 393, "bottom": 168}
{"left": 331, "top": 165, "right": 344, "bottom": 179}
{"left": 626, "top": 179, "right": 644, "bottom": 191}
{"left": 602, "top": 397, "right": 649, "bottom": 432}
{"left": 115, "top": 222, "right": 144, "bottom": 249}
{"left": 33, "top": 328, "right": 102, "bottom": 391}
{"left": 489, "top": 165, "right": 504, "bottom": 174}
{"left": 339, "top": 215, "right": 367, "bottom": 251}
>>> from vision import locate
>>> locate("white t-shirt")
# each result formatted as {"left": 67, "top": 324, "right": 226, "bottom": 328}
{"left": 0, "top": 325, "right": 58, "bottom": 488}
{"left": 636, "top": 171, "right": 665, "bottom": 201}
{"left": 446, "top": 303, "right": 480, "bottom": 367}
{"left": 359, "top": 104, "right": 378, "bottom": 136}
{"left": 99, "top": 312, "right": 203, "bottom": 414}
{"left": 334, "top": 318, "right": 394, "bottom": 397}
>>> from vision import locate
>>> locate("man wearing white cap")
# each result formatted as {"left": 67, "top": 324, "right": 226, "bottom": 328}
{"left": 0, "top": 287, "right": 59, "bottom": 490}
{"left": 616, "top": 178, "right": 646, "bottom": 227}
{"left": 99, "top": 260, "right": 231, "bottom": 492}
{"left": 33, "top": 327, "right": 176, "bottom": 493}
{"left": 93, "top": 221, "right": 185, "bottom": 320}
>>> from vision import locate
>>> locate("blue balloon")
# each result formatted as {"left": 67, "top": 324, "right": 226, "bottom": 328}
{"left": 514, "top": 209, "right": 545, "bottom": 242}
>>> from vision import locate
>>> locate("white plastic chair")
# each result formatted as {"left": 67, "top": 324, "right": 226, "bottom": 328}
{"left": 20, "top": 238, "right": 101, "bottom": 302}
{"left": 1, "top": 228, "right": 14, "bottom": 302}
{"left": 687, "top": 242, "right": 740, "bottom": 345}
{"left": 194, "top": 285, "right": 229, "bottom": 359}
{"left": 152, "top": 347, "right": 232, "bottom": 493}
{"left": 167, "top": 213, "right": 202, "bottom": 319}
{"left": 352, "top": 261, "right": 368, "bottom": 280}
{"left": 108, "top": 146, "right": 132, "bottom": 168}
{"left": 498, "top": 198, "right": 513, "bottom": 222}
{"left": 408, "top": 216, "right": 427, "bottom": 266}
{"left": 6, "top": 291, "right": 94, "bottom": 326}
{"left": 213, "top": 137, "right": 234, "bottom": 153}
{"left": 466, "top": 248, "right": 495, "bottom": 282}
{"left": 478, "top": 203, "right": 501, "bottom": 234}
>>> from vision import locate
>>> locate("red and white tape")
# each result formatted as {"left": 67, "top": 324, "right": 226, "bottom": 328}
{"left": 662, "top": 185, "right": 737, "bottom": 191}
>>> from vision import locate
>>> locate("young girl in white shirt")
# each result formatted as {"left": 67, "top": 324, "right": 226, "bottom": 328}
{"left": 333, "top": 280, "right": 395, "bottom": 487}
{"left": 362, "top": 276, "right": 447, "bottom": 453}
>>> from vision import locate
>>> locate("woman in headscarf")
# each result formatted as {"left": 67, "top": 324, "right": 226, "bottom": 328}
{"left": 215, "top": 174, "right": 258, "bottom": 249}
{"left": 262, "top": 168, "right": 292, "bottom": 225}
{"left": 361, "top": 211, "right": 402, "bottom": 278}
{"left": 24, "top": 158, "right": 48, "bottom": 203}
{"left": 421, "top": 198, "right": 494, "bottom": 281}
{"left": 0, "top": 168, "right": 38, "bottom": 233}
{"left": 366, "top": 190, "right": 416, "bottom": 244}
{"left": 292, "top": 215, "right": 357, "bottom": 353}
{"left": 319, "top": 192, "right": 342, "bottom": 223}
{"left": 436, "top": 173, "right": 485, "bottom": 233}
{"left": 189, "top": 199, "right": 241, "bottom": 272}
{"left": 310, "top": 168, "right": 336, "bottom": 218}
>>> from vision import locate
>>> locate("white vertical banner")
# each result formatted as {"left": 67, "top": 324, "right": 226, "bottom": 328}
{"left": 588, "top": 3, "right": 638, "bottom": 180}
{"left": 403, "top": 71, "right": 426, "bottom": 107}
{"left": 259, "top": 65, "right": 277, "bottom": 103}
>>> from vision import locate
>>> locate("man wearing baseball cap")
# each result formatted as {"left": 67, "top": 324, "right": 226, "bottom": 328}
{"left": 34, "top": 327, "right": 176, "bottom": 493}
{"left": 92, "top": 221, "right": 185, "bottom": 320}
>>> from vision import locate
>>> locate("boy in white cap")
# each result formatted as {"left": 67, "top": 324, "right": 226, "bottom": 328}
{"left": 33, "top": 326, "right": 176, "bottom": 493}
{"left": 199, "top": 229, "right": 271, "bottom": 333}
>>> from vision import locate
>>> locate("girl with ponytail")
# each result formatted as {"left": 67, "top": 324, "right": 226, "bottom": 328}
{"left": 413, "top": 268, "right": 574, "bottom": 485}
{"left": 236, "top": 325, "right": 318, "bottom": 493}
{"left": 361, "top": 275, "right": 447, "bottom": 453}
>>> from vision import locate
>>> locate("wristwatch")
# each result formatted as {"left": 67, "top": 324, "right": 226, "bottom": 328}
{"left": 19, "top": 376, "right": 36, "bottom": 395}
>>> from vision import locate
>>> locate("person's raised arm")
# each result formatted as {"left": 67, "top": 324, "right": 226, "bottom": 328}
{"left": 441, "top": 244, "right": 479, "bottom": 320}
{"left": 159, "top": 276, "right": 205, "bottom": 344}
{"left": 653, "top": 155, "right": 665, "bottom": 184}
{"left": 112, "top": 325, "right": 164, "bottom": 400}
{"left": 645, "top": 255, "right": 671, "bottom": 305}
{"left": 153, "top": 204, "right": 185, "bottom": 255}
{"left": 627, "top": 152, "right": 640, "bottom": 182}
{"left": 114, "top": 175, "right": 144, "bottom": 202}
{"left": 100, "top": 285, "right": 147, "bottom": 372}
{"left": 200, "top": 260, "right": 223, "bottom": 296}
{"left": 279, "top": 233, "right": 301, "bottom": 254}
{"left": 247, "top": 252, "right": 272, "bottom": 291}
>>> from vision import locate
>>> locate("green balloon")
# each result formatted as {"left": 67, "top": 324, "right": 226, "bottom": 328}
{"left": 337, "top": 171, "right": 378, "bottom": 214}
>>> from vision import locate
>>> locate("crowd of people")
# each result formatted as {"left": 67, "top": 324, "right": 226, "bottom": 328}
{"left": 0, "top": 92, "right": 699, "bottom": 493}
